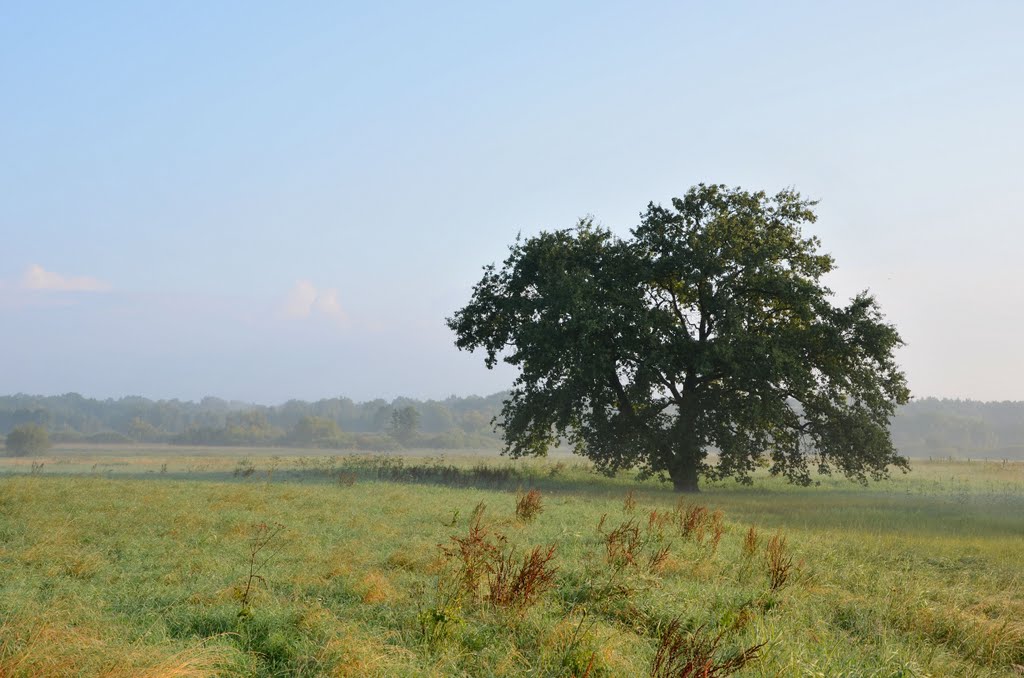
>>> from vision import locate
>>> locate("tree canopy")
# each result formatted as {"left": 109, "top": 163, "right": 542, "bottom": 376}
{"left": 289, "top": 416, "right": 343, "bottom": 447}
{"left": 389, "top": 406, "right": 421, "bottom": 446}
{"left": 448, "top": 184, "right": 911, "bottom": 491}
{"left": 4, "top": 423, "right": 51, "bottom": 457}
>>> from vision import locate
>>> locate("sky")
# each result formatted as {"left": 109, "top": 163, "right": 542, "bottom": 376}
{"left": 2, "top": 1, "right": 1022, "bottom": 403}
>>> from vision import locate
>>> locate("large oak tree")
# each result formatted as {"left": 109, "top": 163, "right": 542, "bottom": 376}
{"left": 448, "top": 185, "right": 910, "bottom": 492}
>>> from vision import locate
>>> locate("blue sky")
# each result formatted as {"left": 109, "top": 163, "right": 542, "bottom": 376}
{"left": 2, "top": 1, "right": 1022, "bottom": 402}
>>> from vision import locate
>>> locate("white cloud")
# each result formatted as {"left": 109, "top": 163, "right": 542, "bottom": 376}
{"left": 313, "top": 288, "right": 346, "bottom": 321}
{"left": 21, "top": 264, "right": 111, "bottom": 292}
{"left": 284, "top": 280, "right": 318, "bottom": 318}
{"left": 284, "top": 280, "right": 347, "bottom": 324}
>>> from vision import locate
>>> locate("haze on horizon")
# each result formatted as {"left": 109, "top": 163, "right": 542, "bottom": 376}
{"left": 2, "top": 2, "right": 1022, "bottom": 404}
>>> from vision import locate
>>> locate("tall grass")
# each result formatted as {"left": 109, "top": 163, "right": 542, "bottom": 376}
{"left": 0, "top": 452, "right": 1021, "bottom": 675}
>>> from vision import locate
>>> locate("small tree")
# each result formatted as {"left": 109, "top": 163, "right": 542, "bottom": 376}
{"left": 5, "top": 423, "right": 51, "bottom": 457}
{"left": 389, "top": 406, "right": 421, "bottom": 446}
{"left": 448, "top": 184, "right": 910, "bottom": 492}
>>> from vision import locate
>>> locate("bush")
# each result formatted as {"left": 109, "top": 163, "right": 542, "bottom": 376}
{"left": 81, "top": 431, "right": 136, "bottom": 444}
{"left": 5, "top": 423, "right": 51, "bottom": 456}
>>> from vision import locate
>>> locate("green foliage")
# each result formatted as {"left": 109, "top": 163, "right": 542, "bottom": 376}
{"left": 288, "top": 416, "right": 342, "bottom": 447}
{"left": 388, "top": 406, "right": 421, "bottom": 446}
{"left": 449, "top": 184, "right": 911, "bottom": 491}
{"left": 4, "top": 423, "right": 50, "bottom": 457}
{"left": 128, "top": 417, "right": 163, "bottom": 442}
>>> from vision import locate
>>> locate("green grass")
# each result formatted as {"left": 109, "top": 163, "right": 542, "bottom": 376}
{"left": 1, "top": 448, "right": 1022, "bottom": 676}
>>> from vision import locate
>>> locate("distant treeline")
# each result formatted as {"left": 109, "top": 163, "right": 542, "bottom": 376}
{"left": 0, "top": 393, "right": 1022, "bottom": 458}
{"left": 0, "top": 392, "right": 505, "bottom": 450}
{"left": 890, "top": 398, "right": 1024, "bottom": 459}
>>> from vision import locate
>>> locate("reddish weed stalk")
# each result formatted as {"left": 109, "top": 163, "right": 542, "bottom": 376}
{"left": 651, "top": 619, "right": 764, "bottom": 678}
{"left": 742, "top": 526, "right": 759, "bottom": 558}
{"left": 679, "top": 503, "right": 709, "bottom": 543}
{"left": 604, "top": 518, "right": 672, "bottom": 574}
{"left": 623, "top": 489, "right": 637, "bottom": 513}
{"left": 441, "top": 506, "right": 498, "bottom": 600}
{"left": 764, "top": 532, "right": 794, "bottom": 592}
{"left": 710, "top": 510, "right": 725, "bottom": 553}
{"left": 488, "top": 544, "right": 558, "bottom": 609}
{"left": 646, "top": 509, "right": 674, "bottom": 540}
{"left": 441, "top": 502, "right": 557, "bottom": 610}
{"left": 515, "top": 489, "right": 544, "bottom": 523}
{"left": 604, "top": 519, "right": 643, "bottom": 567}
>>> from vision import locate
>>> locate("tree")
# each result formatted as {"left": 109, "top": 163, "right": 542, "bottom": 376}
{"left": 128, "top": 417, "right": 163, "bottom": 442}
{"left": 389, "top": 406, "right": 421, "bottom": 446}
{"left": 448, "top": 184, "right": 910, "bottom": 492}
{"left": 290, "top": 416, "right": 342, "bottom": 447}
{"left": 5, "top": 423, "right": 51, "bottom": 457}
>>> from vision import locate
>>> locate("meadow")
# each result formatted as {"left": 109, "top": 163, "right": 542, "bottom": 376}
{"left": 0, "top": 446, "right": 1022, "bottom": 677}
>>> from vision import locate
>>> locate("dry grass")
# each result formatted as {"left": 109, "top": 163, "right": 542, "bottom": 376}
{"left": 359, "top": 571, "right": 395, "bottom": 604}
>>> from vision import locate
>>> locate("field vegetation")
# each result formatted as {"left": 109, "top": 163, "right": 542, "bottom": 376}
{"left": 0, "top": 447, "right": 1022, "bottom": 676}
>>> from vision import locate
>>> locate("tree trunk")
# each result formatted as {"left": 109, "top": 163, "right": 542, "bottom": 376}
{"left": 668, "top": 434, "right": 702, "bottom": 492}
{"left": 669, "top": 396, "right": 702, "bottom": 492}
{"left": 670, "top": 458, "right": 700, "bottom": 493}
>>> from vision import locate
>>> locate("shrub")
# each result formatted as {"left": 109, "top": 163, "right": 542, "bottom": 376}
{"left": 81, "top": 431, "right": 135, "bottom": 444}
{"left": 4, "top": 423, "right": 50, "bottom": 457}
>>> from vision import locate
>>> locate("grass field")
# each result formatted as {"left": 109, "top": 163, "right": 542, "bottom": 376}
{"left": 1, "top": 446, "right": 1022, "bottom": 676}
